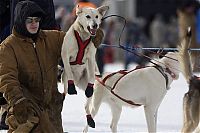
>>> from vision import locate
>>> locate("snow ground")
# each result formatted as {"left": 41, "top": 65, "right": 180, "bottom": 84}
{"left": 0, "top": 62, "right": 189, "bottom": 133}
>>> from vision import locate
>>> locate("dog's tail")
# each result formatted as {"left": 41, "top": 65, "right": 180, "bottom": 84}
{"left": 178, "top": 28, "right": 193, "bottom": 83}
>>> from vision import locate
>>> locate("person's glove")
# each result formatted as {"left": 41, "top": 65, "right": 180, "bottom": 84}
{"left": 68, "top": 80, "right": 77, "bottom": 95}
{"left": 6, "top": 97, "right": 39, "bottom": 133}
{"left": 85, "top": 83, "right": 94, "bottom": 98}
{"left": 13, "top": 98, "right": 30, "bottom": 124}
{"left": 92, "top": 28, "right": 104, "bottom": 48}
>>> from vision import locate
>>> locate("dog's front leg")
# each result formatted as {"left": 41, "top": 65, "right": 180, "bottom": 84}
{"left": 85, "top": 47, "right": 96, "bottom": 98}
{"left": 61, "top": 43, "right": 77, "bottom": 95}
{"left": 95, "top": 61, "right": 101, "bottom": 77}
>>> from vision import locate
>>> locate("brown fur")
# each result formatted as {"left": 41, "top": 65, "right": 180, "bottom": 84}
{"left": 177, "top": 9, "right": 200, "bottom": 72}
{"left": 178, "top": 36, "right": 193, "bottom": 83}
{"left": 92, "top": 28, "right": 104, "bottom": 48}
{"left": 178, "top": 33, "right": 200, "bottom": 133}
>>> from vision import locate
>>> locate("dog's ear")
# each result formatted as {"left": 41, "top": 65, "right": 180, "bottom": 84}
{"left": 97, "top": 5, "right": 109, "bottom": 16}
{"left": 76, "top": 5, "right": 82, "bottom": 15}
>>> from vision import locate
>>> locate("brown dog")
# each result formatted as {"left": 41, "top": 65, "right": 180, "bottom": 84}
{"left": 178, "top": 30, "right": 200, "bottom": 133}
{"left": 177, "top": 4, "right": 200, "bottom": 72}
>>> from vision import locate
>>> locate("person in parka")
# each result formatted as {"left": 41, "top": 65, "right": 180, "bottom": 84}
{"left": 0, "top": 0, "right": 104, "bottom": 132}
{"left": 0, "top": 1, "right": 66, "bottom": 133}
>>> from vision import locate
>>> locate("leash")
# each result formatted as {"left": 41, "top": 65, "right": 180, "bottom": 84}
{"left": 102, "top": 14, "right": 126, "bottom": 49}
{"left": 101, "top": 15, "right": 197, "bottom": 78}
{"left": 101, "top": 15, "right": 199, "bottom": 64}
{"left": 101, "top": 14, "right": 179, "bottom": 65}
{"left": 101, "top": 15, "right": 199, "bottom": 74}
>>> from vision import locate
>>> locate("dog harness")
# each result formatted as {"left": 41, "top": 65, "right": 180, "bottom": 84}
{"left": 96, "top": 65, "right": 171, "bottom": 106}
{"left": 154, "top": 65, "right": 169, "bottom": 88}
{"left": 96, "top": 66, "right": 144, "bottom": 106}
{"left": 70, "top": 30, "right": 91, "bottom": 65}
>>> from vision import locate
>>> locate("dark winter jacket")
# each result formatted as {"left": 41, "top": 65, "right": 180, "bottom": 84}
{"left": 10, "top": 0, "right": 59, "bottom": 31}
{"left": 0, "top": 1, "right": 66, "bottom": 133}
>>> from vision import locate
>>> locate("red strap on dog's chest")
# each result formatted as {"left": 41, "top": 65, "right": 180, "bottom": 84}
{"left": 70, "top": 30, "right": 91, "bottom": 65}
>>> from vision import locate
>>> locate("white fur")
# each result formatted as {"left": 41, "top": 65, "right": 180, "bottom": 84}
{"left": 61, "top": 6, "right": 109, "bottom": 94}
{"left": 84, "top": 52, "right": 180, "bottom": 132}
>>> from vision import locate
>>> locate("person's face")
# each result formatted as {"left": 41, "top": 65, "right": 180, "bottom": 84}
{"left": 25, "top": 17, "right": 41, "bottom": 34}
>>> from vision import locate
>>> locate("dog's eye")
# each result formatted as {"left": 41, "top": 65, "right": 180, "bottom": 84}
{"left": 95, "top": 15, "right": 98, "bottom": 19}
{"left": 86, "top": 15, "right": 91, "bottom": 19}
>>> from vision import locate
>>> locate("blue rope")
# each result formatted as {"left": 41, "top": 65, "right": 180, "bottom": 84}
{"left": 101, "top": 43, "right": 200, "bottom": 52}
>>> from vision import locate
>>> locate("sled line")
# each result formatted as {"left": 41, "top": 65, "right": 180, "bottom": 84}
{"left": 101, "top": 43, "right": 200, "bottom": 52}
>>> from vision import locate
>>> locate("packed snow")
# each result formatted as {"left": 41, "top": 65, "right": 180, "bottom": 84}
{"left": 0, "top": 63, "right": 189, "bottom": 133}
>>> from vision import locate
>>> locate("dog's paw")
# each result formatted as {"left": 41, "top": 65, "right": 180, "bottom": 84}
{"left": 68, "top": 84, "right": 77, "bottom": 95}
{"left": 85, "top": 83, "right": 94, "bottom": 98}
{"left": 68, "top": 80, "right": 77, "bottom": 95}
{"left": 86, "top": 115, "right": 95, "bottom": 128}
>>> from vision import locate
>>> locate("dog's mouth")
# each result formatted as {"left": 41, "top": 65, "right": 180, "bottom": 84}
{"left": 87, "top": 26, "right": 97, "bottom": 36}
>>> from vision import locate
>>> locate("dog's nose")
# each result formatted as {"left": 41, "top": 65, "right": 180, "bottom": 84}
{"left": 92, "top": 24, "right": 98, "bottom": 29}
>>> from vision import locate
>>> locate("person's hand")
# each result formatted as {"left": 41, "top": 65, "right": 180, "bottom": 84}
{"left": 92, "top": 28, "right": 104, "bottom": 48}
{"left": 13, "top": 98, "right": 30, "bottom": 124}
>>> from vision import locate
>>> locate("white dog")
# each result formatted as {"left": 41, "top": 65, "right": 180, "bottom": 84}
{"left": 61, "top": 5, "right": 109, "bottom": 98}
{"left": 84, "top": 52, "right": 180, "bottom": 132}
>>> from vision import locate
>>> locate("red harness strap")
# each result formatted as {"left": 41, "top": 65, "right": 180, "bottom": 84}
{"left": 99, "top": 66, "right": 144, "bottom": 89}
{"left": 96, "top": 66, "right": 144, "bottom": 106}
{"left": 70, "top": 30, "right": 91, "bottom": 65}
{"left": 110, "top": 90, "right": 142, "bottom": 106}
{"left": 101, "top": 70, "right": 128, "bottom": 84}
